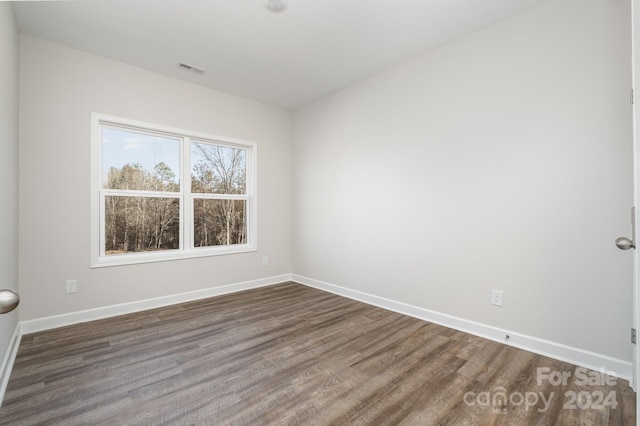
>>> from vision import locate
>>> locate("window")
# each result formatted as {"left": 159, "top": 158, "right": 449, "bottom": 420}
{"left": 91, "top": 114, "right": 256, "bottom": 267}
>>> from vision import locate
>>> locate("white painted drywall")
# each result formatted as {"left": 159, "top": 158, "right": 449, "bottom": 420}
{"left": 18, "top": 35, "right": 292, "bottom": 320}
{"left": 292, "top": 0, "right": 634, "bottom": 361}
{"left": 0, "top": 3, "right": 20, "bottom": 358}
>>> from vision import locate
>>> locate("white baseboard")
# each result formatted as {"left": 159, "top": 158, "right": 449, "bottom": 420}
{"left": 11, "top": 272, "right": 634, "bottom": 387}
{"left": 291, "top": 274, "right": 633, "bottom": 382}
{"left": 21, "top": 274, "right": 292, "bottom": 335}
{"left": 0, "top": 322, "right": 22, "bottom": 408}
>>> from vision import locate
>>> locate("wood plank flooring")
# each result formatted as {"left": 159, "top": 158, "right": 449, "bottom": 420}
{"left": 0, "top": 282, "right": 635, "bottom": 425}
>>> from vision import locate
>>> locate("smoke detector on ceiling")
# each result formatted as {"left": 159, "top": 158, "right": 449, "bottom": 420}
{"left": 264, "top": 0, "right": 287, "bottom": 13}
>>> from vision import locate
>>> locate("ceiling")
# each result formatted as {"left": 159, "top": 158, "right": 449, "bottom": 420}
{"left": 13, "top": 0, "right": 548, "bottom": 110}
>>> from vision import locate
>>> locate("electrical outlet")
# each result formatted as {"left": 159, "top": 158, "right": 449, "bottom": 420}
{"left": 262, "top": 256, "right": 269, "bottom": 266}
{"left": 491, "top": 289, "right": 503, "bottom": 307}
{"left": 65, "top": 279, "right": 77, "bottom": 294}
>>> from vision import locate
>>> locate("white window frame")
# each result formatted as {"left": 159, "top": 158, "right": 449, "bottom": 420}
{"left": 91, "top": 113, "right": 257, "bottom": 268}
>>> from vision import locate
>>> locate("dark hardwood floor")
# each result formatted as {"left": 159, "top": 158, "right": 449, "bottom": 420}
{"left": 0, "top": 282, "right": 635, "bottom": 425}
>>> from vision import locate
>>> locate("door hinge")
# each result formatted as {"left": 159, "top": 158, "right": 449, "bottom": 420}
{"left": 632, "top": 328, "right": 636, "bottom": 344}
{"left": 632, "top": 89, "right": 635, "bottom": 106}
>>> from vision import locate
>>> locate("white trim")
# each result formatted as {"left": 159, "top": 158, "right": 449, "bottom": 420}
{"left": 631, "top": 0, "right": 639, "bottom": 398}
{"left": 21, "top": 274, "right": 291, "bottom": 335}
{"left": 92, "top": 244, "right": 257, "bottom": 268}
{"left": 8, "top": 272, "right": 632, "bottom": 406}
{"left": 0, "top": 322, "right": 22, "bottom": 408}
{"left": 291, "top": 274, "right": 633, "bottom": 382}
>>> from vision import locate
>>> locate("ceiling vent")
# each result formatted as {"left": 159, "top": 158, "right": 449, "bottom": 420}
{"left": 177, "top": 62, "right": 206, "bottom": 75}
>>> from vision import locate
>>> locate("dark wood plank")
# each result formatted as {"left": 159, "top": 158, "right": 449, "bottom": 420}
{"left": 0, "top": 282, "right": 634, "bottom": 425}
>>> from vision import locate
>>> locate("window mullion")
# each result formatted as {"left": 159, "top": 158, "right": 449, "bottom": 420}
{"left": 102, "top": 189, "right": 180, "bottom": 198}
{"left": 190, "top": 193, "right": 248, "bottom": 201}
{"left": 182, "top": 136, "right": 192, "bottom": 251}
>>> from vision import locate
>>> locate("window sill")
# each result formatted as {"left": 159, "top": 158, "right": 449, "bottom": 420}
{"left": 91, "top": 244, "right": 257, "bottom": 268}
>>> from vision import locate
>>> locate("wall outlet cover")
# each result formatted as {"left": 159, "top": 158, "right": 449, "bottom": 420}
{"left": 491, "top": 289, "right": 503, "bottom": 307}
{"left": 66, "top": 280, "right": 78, "bottom": 294}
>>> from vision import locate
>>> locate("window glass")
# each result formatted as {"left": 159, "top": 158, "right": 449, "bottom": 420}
{"left": 191, "top": 142, "right": 246, "bottom": 194}
{"left": 105, "top": 196, "right": 180, "bottom": 254}
{"left": 193, "top": 199, "right": 246, "bottom": 247}
{"left": 102, "top": 127, "right": 180, "bottom": 191}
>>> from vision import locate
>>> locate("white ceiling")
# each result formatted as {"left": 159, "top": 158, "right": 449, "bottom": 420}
{"left": 13, "top": 0, "right": 548, "bottom": 110}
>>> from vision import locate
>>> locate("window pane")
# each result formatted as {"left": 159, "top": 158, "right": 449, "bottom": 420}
{"left": 103, "top": 127, "right": 180, "bottom": 191}
{"left": 191, "top": 142, "right": 246, "bottom": 194}
{"left": 105, "top": 196, "right": 180, "bottom": 254}
{"left": 193, "top": 199, "right": 246, "bottom": 247}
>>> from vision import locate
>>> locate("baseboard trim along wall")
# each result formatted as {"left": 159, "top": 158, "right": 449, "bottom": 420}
{"left": 0, "top": 323, "right": 22, "bottom": 408}
{"left": 290, "top": 274, "right": 633, "bottom": 382}
{"left": 20, "top": 274, "right": 292, "bottom": 335}
{"left": 10, "top": 273, "right": 632, "bottom": 391}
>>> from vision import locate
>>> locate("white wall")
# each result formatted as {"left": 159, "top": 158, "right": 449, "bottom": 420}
{"left": 293, "top": 0, "right": 633, "bottom": 361}
{"left": 0, "top": 3, "right": 20, "bottom": 363}
{"left": 14, "top": 0, "right": 633, "bottom": 368}
{"left": 19, "top": 35, "right": 292, "bottom": 320}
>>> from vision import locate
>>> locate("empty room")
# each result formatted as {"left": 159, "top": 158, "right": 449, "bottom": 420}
{"left": 0, "top": 0, "right": 639, "bottom": 424}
